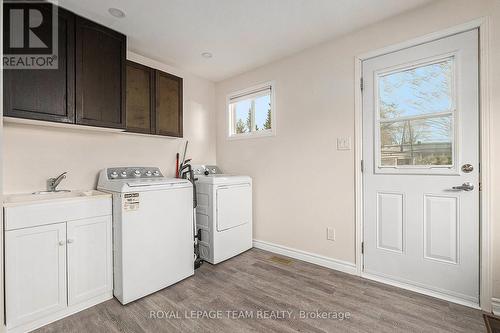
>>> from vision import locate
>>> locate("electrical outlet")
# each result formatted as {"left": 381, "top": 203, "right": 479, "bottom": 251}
{"left": 327, "top": 227, "right": 336, "bottom": 241}
{"left": 336, "top": 136, "right": 351, "bottom": 150}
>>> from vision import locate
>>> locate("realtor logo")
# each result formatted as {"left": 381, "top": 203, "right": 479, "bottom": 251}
{"left": 3, "top": 1, "right": 58, "bottom": 69}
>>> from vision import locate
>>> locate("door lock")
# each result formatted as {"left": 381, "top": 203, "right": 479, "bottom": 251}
{"left": 461, "top": 164, "right": 474, "bottom": 173}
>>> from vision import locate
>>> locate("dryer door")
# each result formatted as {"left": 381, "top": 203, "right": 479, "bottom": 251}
{"left": 216, "top": 184, "right": 252, "bottom": 232}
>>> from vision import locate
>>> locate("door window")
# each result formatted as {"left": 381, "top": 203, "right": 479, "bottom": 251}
{"left": 376, "top": 57, "right": 456, "bottom": 171}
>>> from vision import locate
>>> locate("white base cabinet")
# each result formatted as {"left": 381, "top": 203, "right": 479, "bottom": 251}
{"left": 67, "top": 216, "right": 112, "bottom": 306}
{"left": 4, "top": 194, "right": 113, "bottom": 333}
{"left": 5, "top": 223, "right": 68, "bottom": 328}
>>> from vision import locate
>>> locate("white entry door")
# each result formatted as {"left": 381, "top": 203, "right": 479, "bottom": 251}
{"left": 362, "top": 30, "right": 479, "bottom": 305}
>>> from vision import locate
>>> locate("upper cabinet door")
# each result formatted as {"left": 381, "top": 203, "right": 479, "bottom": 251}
{"left": 156, "top": 71, "right": 183, "bottom": 137}
{"left": 75, "top": 17, "right": 126, "bottom": 129}
{"left": 3, "top": 7, "right": 75, "bottom": 123}
{"left": 126, "top": 61, "right": 155, "bottom": 134}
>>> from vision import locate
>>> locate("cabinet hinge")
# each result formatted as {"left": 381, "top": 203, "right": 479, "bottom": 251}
{"left": 361, "top": 160, "right": 364, "bottom": 173}
{"left": 360, "top": 77, "right": 364, "bottom": 92}
{"left": 361, "top": 242, "right": 364, "bottom": 254}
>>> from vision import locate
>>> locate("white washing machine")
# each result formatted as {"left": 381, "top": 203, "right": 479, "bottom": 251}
{"left": 193, "top": 165, "right": 252, "bottom": 264}
{"left": 97, "top": 167, "right": 194, "bottom": 304}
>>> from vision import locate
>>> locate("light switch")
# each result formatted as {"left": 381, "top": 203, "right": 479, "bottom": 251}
{"left": 337, "top": 136, "right": 351, "bottom": 150}
{"left": 327, "top": 228, "right": 336, "bottom": 241}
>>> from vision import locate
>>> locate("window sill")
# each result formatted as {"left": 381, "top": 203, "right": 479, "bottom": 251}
{"left": 227, "top": 129, "right": 275, "bottom": 141}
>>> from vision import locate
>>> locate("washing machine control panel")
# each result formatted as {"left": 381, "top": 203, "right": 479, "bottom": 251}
{"left": 107, "top": 167, "right": 164, "bottom": 179}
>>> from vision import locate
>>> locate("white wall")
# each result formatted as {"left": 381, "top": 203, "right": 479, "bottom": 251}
{"left": 3, "top": 52, "right": 216, "bottom": 193}
{"left": 215, "top": 0, "right": 500, "bottom": 302}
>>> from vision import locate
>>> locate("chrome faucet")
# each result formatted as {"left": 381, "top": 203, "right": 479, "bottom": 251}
{"left": 47, "top": 172, "right": 68, "bottom": 192}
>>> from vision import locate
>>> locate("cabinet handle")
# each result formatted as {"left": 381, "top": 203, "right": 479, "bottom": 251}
{"left": 67, "top": 239, "right": 74, "bottom": 244}
{"left": 58, "top": 240, "right": 65, "bottom": 246}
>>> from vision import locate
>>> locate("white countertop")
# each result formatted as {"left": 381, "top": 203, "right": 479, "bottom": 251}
{"left": 3, "top": 190, "right": 111, "bottom": 207}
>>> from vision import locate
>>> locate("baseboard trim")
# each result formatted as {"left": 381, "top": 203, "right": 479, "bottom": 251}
{"left": 362, "top": 271, "right": 479, "bottom": 309}
{"left": 252, "top": 239, "right": 357, "bottom": 275}
{"left": 252, "top": 240, "right": 483, "bottom": 310}
{"left": 492, "top": 298, "right": 500, "bottom": 315}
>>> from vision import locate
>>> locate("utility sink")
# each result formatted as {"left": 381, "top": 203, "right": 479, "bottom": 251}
{"left": 4, "top": 190, "right": 108, "bottom": 206}
{"left": 3, "top": 190, "right": 112, "bottom": 231}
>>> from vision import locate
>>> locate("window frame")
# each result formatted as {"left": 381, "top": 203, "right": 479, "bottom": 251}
{"left": 373, "top": 53, "right": 460, "bottom": 175}
{"left": 226, "top": 81, "right": 276, "bottom": 140}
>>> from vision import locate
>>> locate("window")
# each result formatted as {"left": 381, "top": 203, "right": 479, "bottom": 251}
{"left": 228, "top": 82, "right": 275, "bottom": 139}
{"left": 376, "top": 57, "right": 455, "bottom": 169}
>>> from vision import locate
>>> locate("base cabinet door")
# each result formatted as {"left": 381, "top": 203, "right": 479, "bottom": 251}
{"left": 5, "top": 223, "right": 67, "bottom": 328}
{"left": 67, "top": 216, "right": 112, "bottom": 305}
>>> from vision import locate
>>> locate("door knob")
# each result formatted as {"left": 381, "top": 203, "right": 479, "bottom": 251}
{"left": 452, "top": 182, "right": 474, "bottom": 191}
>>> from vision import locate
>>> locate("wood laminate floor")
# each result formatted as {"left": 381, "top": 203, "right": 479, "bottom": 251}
{"left": 36, "top": 248, "right": 485, "bottom": 333}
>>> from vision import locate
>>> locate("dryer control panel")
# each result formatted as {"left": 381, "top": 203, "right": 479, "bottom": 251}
{"left": 107, "top": 167, "right": 163, "bottom": 179}
{"left": 193, "top": 165, "right": 222, "bottom": 176}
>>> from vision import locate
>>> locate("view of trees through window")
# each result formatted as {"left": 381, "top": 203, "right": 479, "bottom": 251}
{"left": 232, "top": 94, "right": 272, "bottom": 134}
{"left": 378, "top": 59, "right": 454, "bottom": 166}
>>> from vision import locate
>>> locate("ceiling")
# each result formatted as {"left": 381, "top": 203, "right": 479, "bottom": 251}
{"left": 58, "top": 0, "right": 435, "bottom": 82}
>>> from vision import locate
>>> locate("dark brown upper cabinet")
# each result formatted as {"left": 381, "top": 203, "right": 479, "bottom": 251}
{"left": 3, "top": 7, "right": 75, "bottom": 123}
{"left": 156, "top": 71, "right": 183, "bottom": 137}
{"left": 126, "top": 61, "right": 155, "bottom": 134}
{"left": 3, "top": 6, "right": 127, "bottom": 130}
{"left": 75, "top": 17, "right": 126, "bottom": 129}
{"left": 125, "top": 63, "right": 183, "bottom": 137}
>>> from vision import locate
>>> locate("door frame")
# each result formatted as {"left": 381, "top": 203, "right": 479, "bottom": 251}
{"left": 354, "top": 18, "right": 492, "bottom": 311}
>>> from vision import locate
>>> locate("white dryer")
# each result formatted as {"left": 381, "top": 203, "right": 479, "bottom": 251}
{"left": 97, "top": 167, "right": 194, "bottom": 304}
{"left": 194, "top": 165, "right": 252, "bottom": 264}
